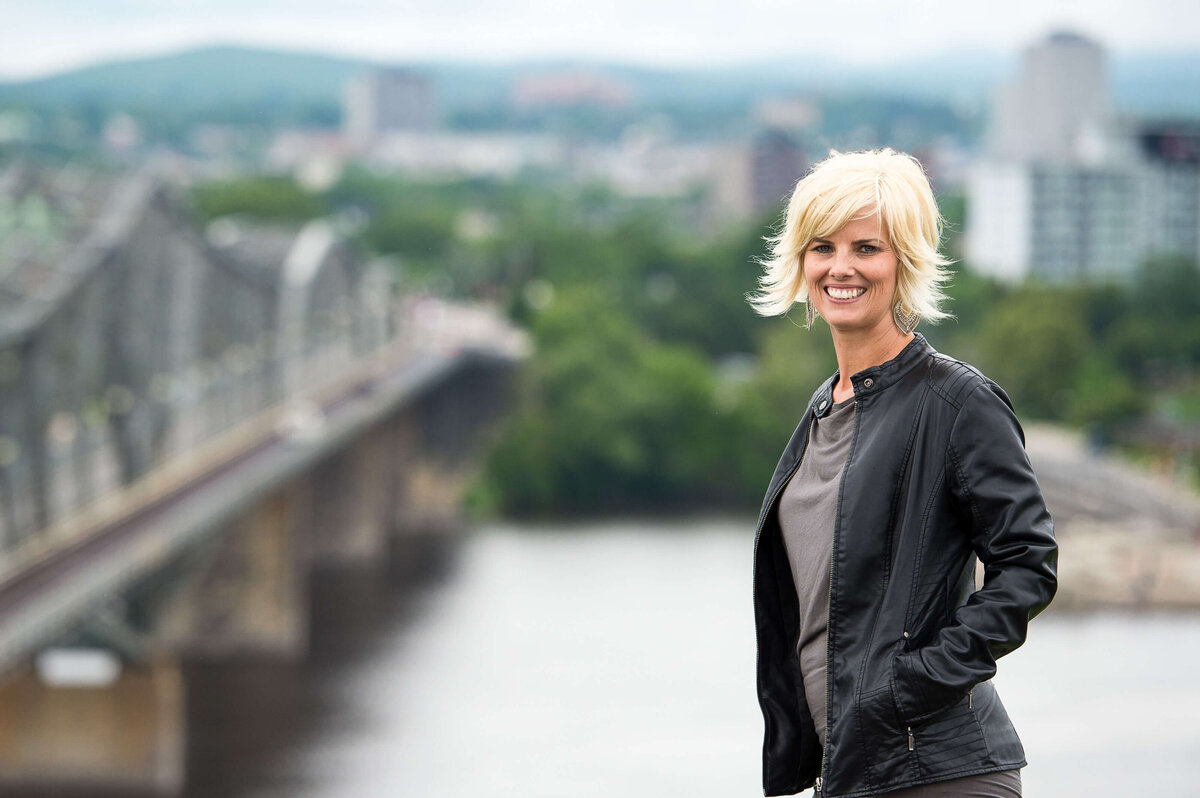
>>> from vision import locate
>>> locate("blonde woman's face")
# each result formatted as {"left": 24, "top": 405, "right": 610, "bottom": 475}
{"left": 803, "top": 209, "right": 900, "bottom": 337}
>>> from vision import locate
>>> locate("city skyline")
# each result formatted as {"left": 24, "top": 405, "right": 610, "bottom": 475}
{"left": 1, "top": 0, "right": 1199, "bottom": 80}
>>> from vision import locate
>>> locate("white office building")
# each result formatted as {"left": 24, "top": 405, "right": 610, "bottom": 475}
{"left": 988, "top": 32, "right": 1112, "bottom": 164}
{"left": 963, "top": 32, "right": 1200, "bottom": 283}
{"left": 343, "top": 69, "right": 437, "bottom": 148}
{"left": 1135, "top": 127, "right": 1200, "bottom": 263}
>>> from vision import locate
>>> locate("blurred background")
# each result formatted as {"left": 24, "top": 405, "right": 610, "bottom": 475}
{"left": 0, "top": 1, "right": 1199, "bottom": 796}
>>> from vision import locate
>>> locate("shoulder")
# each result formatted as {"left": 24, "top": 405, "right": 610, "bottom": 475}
{"left": 922, "top": 351, "right": 1012, "bottom": 415}
{"left": 921, "top": 352, "right": 1025, "bottom": 452}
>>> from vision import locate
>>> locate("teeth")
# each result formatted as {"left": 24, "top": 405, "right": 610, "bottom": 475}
{"left": 827, "top": 286, "right": 865, "bottom": 299}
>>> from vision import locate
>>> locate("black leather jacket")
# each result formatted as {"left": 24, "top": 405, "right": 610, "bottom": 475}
{"left": 752, "top": 334, "right": 1058, "bottom": 798}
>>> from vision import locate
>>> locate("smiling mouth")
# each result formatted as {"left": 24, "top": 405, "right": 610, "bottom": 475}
{"left": 825, "top": 286, "right": 866, "bottom": 300}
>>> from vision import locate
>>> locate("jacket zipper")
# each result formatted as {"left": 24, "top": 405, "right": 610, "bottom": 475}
{"left": 752, "top": 406, "right": 815, "bottom": 796}
{"left": 818, "top": 394, "right": 861, "bottom": 795}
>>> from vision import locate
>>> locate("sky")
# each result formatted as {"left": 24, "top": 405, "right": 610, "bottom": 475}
{"left": 1, "top": 0, "right": 1199, "bottom": 79}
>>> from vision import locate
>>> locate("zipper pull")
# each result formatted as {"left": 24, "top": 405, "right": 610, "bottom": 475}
{"left": 814, "top": 776, "right": 822, "bottom": 793}
{"left": 907, "top": 726, "right": 914, "bottom": 751}
{"left": 969, "top": 688, "right": 973, "bottom": 709}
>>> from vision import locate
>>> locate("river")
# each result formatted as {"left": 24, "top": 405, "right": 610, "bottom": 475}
{"left": 183, "top": 518, "right": 1200, "bottom": 797}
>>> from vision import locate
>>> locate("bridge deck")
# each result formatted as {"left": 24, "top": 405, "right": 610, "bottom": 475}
{"left": 0, "top": 345, "right": 503, "bottom": 674}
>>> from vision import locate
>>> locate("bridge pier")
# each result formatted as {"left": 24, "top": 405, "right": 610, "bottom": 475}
{"left": 387, "top": 407, "right": 462, "bottom": 537}
{"left": 159, "top": 481, "right": 312, "bottom": 660}
{"left": 391, "top": 354, "right": 517, "bottom": 537}
{"left": 0, "top": 652, "right": 184, "bottom": 795}
{"left": 0, "top": 334, "right": 525, "bottom": 795}
{"left": 310, "top": 429, "right": 395, "bottom": 567}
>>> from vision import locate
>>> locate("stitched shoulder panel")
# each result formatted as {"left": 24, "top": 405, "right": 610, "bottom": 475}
{"left": 926, "top": 353, "right": 989, "bottom": 410}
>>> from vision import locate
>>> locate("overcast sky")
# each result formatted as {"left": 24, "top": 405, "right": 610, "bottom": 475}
{"left": 1, "top": 0, "right": 1198, "bottom": 79}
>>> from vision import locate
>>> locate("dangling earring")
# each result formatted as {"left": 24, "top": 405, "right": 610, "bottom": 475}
{"left": 805, "top": 300, "right": 817, "bottom": 330}
{"left": 893, "top": 301, "right": 919, "bottom": 334}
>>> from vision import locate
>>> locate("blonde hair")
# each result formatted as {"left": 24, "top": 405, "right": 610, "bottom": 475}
{"left": 748, "top": 148, "right": 953, "bottom": 323}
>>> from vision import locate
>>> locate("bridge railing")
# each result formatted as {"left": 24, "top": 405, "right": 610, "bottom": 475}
{"left": 0, "top": 291, "right": 528, "bottom": 569}
{"left": 0, "top": 293, "right": 404, "bottom": 559}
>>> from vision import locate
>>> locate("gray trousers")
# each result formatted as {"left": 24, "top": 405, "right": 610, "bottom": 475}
{"left": 861, "top": 767, "right": 1021, "bottom": 797}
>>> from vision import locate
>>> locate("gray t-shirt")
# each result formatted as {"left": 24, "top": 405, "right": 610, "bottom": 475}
{"left": 778, "top": 393, "right": 856, "bottom": 749}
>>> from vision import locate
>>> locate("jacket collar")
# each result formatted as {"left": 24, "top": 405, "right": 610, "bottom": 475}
{"left": 811, "top": 333, "right": 935, "bottom": 417}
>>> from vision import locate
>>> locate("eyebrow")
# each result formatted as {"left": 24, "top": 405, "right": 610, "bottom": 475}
{"left": 811, "top": 237, "right": 885, "bottom": 245}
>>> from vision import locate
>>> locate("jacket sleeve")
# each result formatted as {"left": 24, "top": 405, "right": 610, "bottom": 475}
{"left": 891, "top": 380, "right": 1058, "bottom": 725}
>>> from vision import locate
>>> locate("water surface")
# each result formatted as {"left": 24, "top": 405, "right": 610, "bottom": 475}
{"left": 184, "top": 519, "right": 1200, "bottom": 797}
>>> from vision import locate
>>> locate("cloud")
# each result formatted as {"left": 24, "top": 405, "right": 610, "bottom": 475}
{"left": 0, "top": 0, "right": 1196, "bottom": 79}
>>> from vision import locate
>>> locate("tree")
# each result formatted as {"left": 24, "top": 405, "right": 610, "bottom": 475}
{"left": 192, "top": 176, "right": 327, "bottom": 220}
{"left": 973, "top": 286, "right": 1088, "bottom": 420}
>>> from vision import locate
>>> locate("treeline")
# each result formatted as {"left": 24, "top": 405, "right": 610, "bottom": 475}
{"left": 192, "top": 170, "right": 1200, "bottom": 515}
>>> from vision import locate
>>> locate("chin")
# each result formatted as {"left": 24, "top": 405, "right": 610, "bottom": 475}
{"left": 825, "top": 314, "right": 890, "bottom": 334}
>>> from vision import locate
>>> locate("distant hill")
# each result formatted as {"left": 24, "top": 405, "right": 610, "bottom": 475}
{"left": 0, "top": 45, "right": 363, "bottom": 111}
{"left": 0, "top": 43, "right": 1196, "bottom": 122}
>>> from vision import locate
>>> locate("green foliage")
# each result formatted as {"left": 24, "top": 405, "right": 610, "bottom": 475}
{"left": 1134, "top": 254, "right": 1200, "bottom": 320}
{"left": 1128, "top": 255, "right": 1200, "bottom": 369}
{"left": 972, "top": 286, "right": 1089, "bottom": 418}
{"left": 365, "top": 204, "right": 457, "bottom": 262}
{"left": 744, "top": 319, "right": 838, "bottom": 433}
{"left": 925, "top": 255, "right": 1200, "bottom": 441}
{"left": 193, "top": 176, "right": 327, "bottom": 221}
{"left": 1068, "top": 354, "right": 1147, "bottom": 430}
{"left": 209, "top": 166, "right": 1200, "bottom": 512}
{"left": 479, "top": 287, "right": 758, "bottom": 515}
{"left": 922, "top": 262, "right": 1001, "bottom": 356}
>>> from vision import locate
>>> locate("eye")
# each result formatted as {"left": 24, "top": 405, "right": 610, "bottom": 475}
{"left": 810, "top": 243, "right": 833, "bottom": 254}
{"left": 859, "top": 244, "right": 879, "bottom": 254}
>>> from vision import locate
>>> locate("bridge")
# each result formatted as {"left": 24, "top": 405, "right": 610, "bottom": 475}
{"left": 0, "top": 161, "right": 525, "bottom": 794}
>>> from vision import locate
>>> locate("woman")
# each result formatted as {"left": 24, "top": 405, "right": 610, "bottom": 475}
{"left": 748, "top": 149, "right": 1057, "bottom": 797}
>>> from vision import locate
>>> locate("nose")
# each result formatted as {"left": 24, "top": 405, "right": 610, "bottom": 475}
{"left": 829, "top": 249, "right": 856, "bottom": 278}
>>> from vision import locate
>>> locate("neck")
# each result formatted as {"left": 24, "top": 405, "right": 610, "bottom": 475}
{"left": 830, "top": 326, "right": 915, "bottom": 401}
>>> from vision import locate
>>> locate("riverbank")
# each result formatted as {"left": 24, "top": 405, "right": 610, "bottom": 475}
{"left": 1050, "top": 526, "right": 1200, "bottom": 611}
{"left": 1023, "top": 423, "right": 1200, "bottom": 611}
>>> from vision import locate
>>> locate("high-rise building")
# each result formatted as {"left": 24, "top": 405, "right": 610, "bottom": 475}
{"left": 1136, "top": 124, "right": 1200, "bottom": 263}
{"left": 968, "top": 159, "right": 1138, "bottom": 282}
{"left": 749, "top": 129, "right": 808, "bottom": 214}
{"left": 711, "top": 128, "right": 809, "bottom": 221}
{"left": 343, "top": 69, "right": 436, "bottom": 148}
{"left": 989, "top": 31, "right": 1112, "bottom": 164}
{"left": 967, "top": 32, "right": 1200, "bottom": 283}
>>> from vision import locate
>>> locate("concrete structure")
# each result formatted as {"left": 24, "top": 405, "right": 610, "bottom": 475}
{"left": 968, "top": 160, "right": 1138, "bottom": 281}
{"left": 511, "top": 70, "right": 631, "bottom": 110}
{"left": 749, "top": 129, "right": 808, "bottom": 214}
{"left": 343, "top": 68, "right": 437, "bottom": 148}
{"left": 0, "top": 161, "right": 525, "bottom": 794}
{"left": 1135, "top": 123, "right": 1200, "bottom": 264}
{"left": 0, "top": 342, "right": 519, "bottom": 794}
{"left": 967, "top": 32, "right": 1200, "bottom": 282}
{"left": 988, "top": 31, "right": 1112, "bottom": 164}
{"left": 0, "top": 654, "right": 185, "bottom": 794}
{"left": 1023, "top": 423, "right": 1200, "bottom": 610}
{"left": 0, "top": 161, "right": 384, "bottom": 546}
{"left": 714, "top": 128, "right": 809, "bottom": 220}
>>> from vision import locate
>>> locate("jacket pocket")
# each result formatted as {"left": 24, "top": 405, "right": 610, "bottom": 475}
{"left": 890, "top": 647, "right": 969, "bottom": 725}
{"left": 906, "top": 690, "right": 989, "bottom": 777}
{"left": 854, "top": 683, "right": 910, "bottom": 787}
